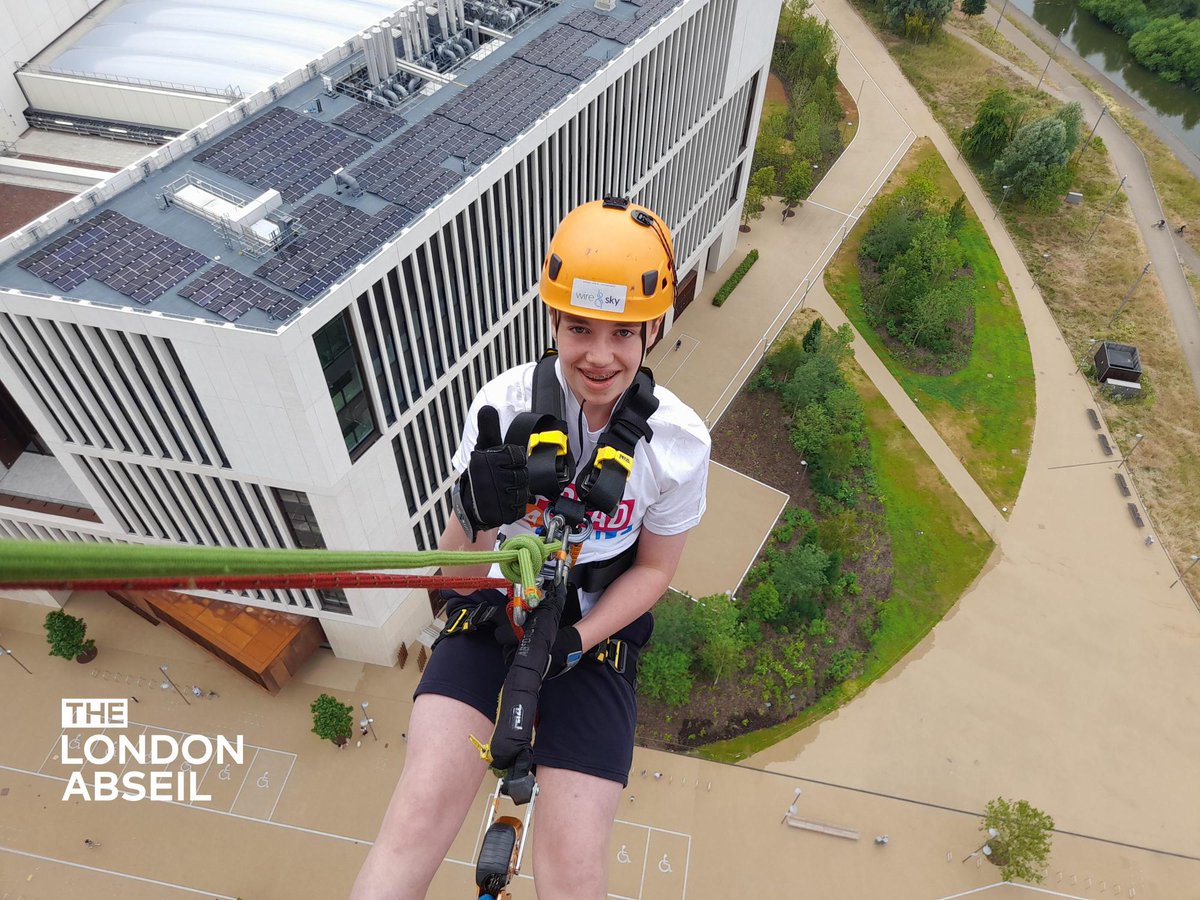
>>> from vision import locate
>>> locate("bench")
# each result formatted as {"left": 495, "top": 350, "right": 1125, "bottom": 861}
{"left": 1087, "top": 408, "right": 1101, "bottom": 430}
{"left": 1128, "top": 503, "right": 1144, "bottom": 528}
{"left": 1099, "top": 434, "right": 1113, "bottom": 456}
{"left": 785, "top": 816, "right": 860, "bottom": 840}
{"left": 1115, "top": 473, "right": 1131, "bottom": 497}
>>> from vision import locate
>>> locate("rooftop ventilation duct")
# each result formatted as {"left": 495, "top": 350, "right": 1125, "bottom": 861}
{"left": 334, "top": 168, "right": 364, "bottom": 199}
{"left": 361, "top": 31, "right": 383, "bottom": 85}
{"left": 395, "top": 13, "right": 413, "bottom": 59}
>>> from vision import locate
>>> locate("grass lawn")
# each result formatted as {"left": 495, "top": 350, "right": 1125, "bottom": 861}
{"left": 825, "top": 139, "right": 1035, "bottom": 510}
{"left": 701, "top": 357, "right": 994, "bottom": 763}
{"left": 853, "top": 8, "right": 1200, "bottom": 598}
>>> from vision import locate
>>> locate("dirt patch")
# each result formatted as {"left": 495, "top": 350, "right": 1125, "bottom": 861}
{"left": 765, "top": 72, "right": 789, "bottom": 108}
{"left": 635, "top": 361, "right": 892, "bottom": 751}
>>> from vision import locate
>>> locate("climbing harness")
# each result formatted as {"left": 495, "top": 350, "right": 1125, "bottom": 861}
{"left": 463, "top": 352, "right": 659, "bottom": 900}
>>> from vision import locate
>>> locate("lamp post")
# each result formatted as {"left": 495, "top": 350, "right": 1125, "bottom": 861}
{"left": 0, "top": 635, "right": 32, "bottom": 675}
{"left": 962, "top": 828, "right": 999, "bottom": 863}
{"left": 1105, "top": 261, "right": 1151, "bottom": 329}
{"left": 1036, "top": 28, "right": 1066, "bottom": 93}
{"left": 159, "top": 664, "right": 191, "bottom": 705}
{"left": 361, "top": 701, "right": 378, "bottom": 741}
{"left": 800, "top": 459, "right": 808, "bottom": 482}
{"left": 1073, "top": 338, "right": 1097, "bottom": 375}
{"left": 1074, "top": 105, "right": 1108, "bottom": 165}
{"left": 993, "top": 184, "right": 1012, "bottom": 220}
{"left": 1088, "top": 175, "right": 1127, "bottom": 245}
{"left": 993, "top": 0, "right": 1010, "bottom": 35}
{"left": 781, "top": 786, "right": 802, "bottom": 823}
{"left": 1170, "top": 554, "right": 1200, "bottom": 590}
{"left": 1121, "top": 433, "right": 1144, "bottom": 471}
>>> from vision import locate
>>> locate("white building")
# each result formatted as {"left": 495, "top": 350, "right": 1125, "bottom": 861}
{"left": 0, "top": 0, "right": 779, "bottom": 671}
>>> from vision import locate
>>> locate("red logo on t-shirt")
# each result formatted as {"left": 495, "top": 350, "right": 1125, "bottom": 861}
{"left": 523, "top": 485, "right": 635, "bottom": 539}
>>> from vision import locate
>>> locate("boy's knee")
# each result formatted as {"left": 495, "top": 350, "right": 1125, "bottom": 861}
{"left": 533, "top": 840, "right": 607, "bottom": 900}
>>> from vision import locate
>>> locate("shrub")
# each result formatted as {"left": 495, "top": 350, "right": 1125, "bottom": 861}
{"left": 961, "top": 90, "right": 1029, "bottom": 164}
{"left": 1128, "top": 15, "right": 1200, "bottom": 87}
{"left": 961, "top": 0, "right": 988, "bottom": 15}
{"left": 982, "top": 797, "right": 1055, "bottom": 883}
{"left": 712, "top": 249, "right": 760, "bottom": 306}
{"left": 824, "top": 648, "right": 863, "bottom": 683}
{"left": 746, "top": 580, "right": 784, "bottom": 623}
{"left": 310, "top": 693, "right": 354, "bottom": 745}
{"left": 639, "top": 646, "right": 694, "bottom": 707}
{"left": 883, "top": 0, "right": 953, "bottom": 31}
{"left": 44, "top": 610, "right": 95, "bottom": 661}
{"left": 992, "top": 103, "right": 1084, "bottom": 205}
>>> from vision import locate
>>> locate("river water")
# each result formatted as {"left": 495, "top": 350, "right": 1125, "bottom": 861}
{"left": 1008, "top": 0, "right": 1200, "bottom": 159}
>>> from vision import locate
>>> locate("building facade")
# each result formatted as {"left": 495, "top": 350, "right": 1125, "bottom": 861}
{"left": 0, "top": 0, "right": 780, "bottom": 666}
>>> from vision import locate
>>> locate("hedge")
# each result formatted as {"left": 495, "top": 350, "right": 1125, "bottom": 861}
{"left": 712, "top": 249, "right": 760, "bottom": 307}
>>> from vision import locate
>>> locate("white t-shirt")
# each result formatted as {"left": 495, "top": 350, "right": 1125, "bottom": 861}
{"left": 451, "top": 359, "right": 711, "bottom": 613}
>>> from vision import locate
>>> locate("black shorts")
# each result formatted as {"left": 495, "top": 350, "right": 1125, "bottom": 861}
{"left": 415, "top": 590, "right": 653, "bottom": 787}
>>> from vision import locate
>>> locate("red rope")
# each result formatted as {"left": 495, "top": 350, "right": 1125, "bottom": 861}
{"left": 3, "top": 571, "right": 510, "bottom": 593}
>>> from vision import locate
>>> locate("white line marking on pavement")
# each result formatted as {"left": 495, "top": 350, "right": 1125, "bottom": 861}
{"left": 804, "top": 198, "right": 852, "bottom": 217}
{"left": 661, "top": 335, "right": 701, "bottom": 388}
{"left": 0, "top": 762, "right": 371, "bottom": 845}
{"left": 0, "top": 846, "right": 238, "bottom": 898}
{"left": 266, "top": 753, "right": 295, "bottom": 822}
{"left": 228, "top": 746, "right": 259, "bottom": 811}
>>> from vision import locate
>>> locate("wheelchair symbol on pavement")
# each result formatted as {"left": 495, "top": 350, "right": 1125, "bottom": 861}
{"left": 69, "top": 734, "right": 81, "bottom": 750}
{"left": 659, "top": 854, "right": 672, "bottom": 874}
{"left": 616, "top": 844, "right": 631, "bottom": 865}
{"left": 218, "top": 764, "right": 231, "bottom": 781}
{"left": 257, "top": 771, "right": 270, "bottom": 789}
{"left": 180, "top": 761, "right": 192, "bottom": 772}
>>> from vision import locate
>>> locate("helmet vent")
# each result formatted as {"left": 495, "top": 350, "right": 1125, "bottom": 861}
{"left": 642, "top": 270, "right": 658, "bottom": 296}
{"left": 548, "top": 253, "right": 563, "bottom": 280}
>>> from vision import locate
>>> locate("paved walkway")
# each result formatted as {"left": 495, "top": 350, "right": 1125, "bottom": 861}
{"left": 754, "top": 0, "right": 1200, "bottom": 864}
{"left": 967, "top": 2, "right": 1200, "bottom": 401}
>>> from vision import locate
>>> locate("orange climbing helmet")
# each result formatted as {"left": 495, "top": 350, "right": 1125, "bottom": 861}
{"left": 539, "top": 197, "right": 676, "bottom": 323}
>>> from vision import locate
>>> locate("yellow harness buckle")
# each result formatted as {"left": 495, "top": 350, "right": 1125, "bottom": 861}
{"left": 592, "top": 446, "right": 634, "bottom": 475}
{"left": 446, "top": 607, "right": 471, "bottom": 634}
{"left": 528, "top": 430, "right": 568, "bottom": 457}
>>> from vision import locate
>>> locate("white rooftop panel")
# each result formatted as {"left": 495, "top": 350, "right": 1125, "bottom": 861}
{"left": 46, "top": 0, "right": 415, "bottom": 94}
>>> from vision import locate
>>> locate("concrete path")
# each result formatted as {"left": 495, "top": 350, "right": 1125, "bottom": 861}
{"left": 971, "top": 2, "right": 1200, "bottom": 401}
{"left": 753, "top": 0, "right": 1200, "bottom": 861}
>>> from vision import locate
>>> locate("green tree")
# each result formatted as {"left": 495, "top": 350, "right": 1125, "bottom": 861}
{"left": 961, "top": 89, "right": 1029, "bottom": 163}
{"left": 782, "top": 353, "right": 838, "bottom": 414}
{"left": 650, "top": 595, "right": 699, "bottom": 652}
{"left": 776, "top": 0, "right": 839, "bottom": 86}
{"left": 962, "top": 0, "right": 988, "bottom": 15}
{"left": 801, "top": 317, "right": 823, "bottom": 353}
{"left": 44, "top": 610, "right": 96, "bottom": 661}
{"left": 790, "top": 400, "right": 833, "bottom": 460}
{"left": 900, "top": 278, "right": 975, "bottom": 353}
{"left": 745, "top": 580, "right": 784, "bottom": 623}
{"left": 693, "top": 592, "right": 746, "bottom": 682}
{"left": 992, "top": 113, "right": 1074, "bottom": 204}
{"left": 883, "top": 0, "right": 954, "bottom": 32}
{"left": 1129, "top": 15, "right": 1200, "bottom": 87}
{"left": 1080, "top": 0, "right": 1149, "bottom": 35}
{"left": 742, "top": 166, "right": 777, "bottom": 227}
{"left": 946, "top": 194, "right": 968, "bottom": 235}
{"left": 310, "top": 693, "right": 354, "bottom": 745}
{"left": 638, "top": 645, "right": 694, "bottom": 707}
{"left": 772, "top": 542, "right": 830, "bottom": 611}
{"left": 781, "top": 166, "right": 814, "bottom": 212}
{"left": 982, "top": 797, "right": 1055, "bottom": 883}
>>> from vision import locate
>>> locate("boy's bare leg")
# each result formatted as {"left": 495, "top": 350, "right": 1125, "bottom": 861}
{"left": 350, "top": 694, "right": 492, "bottom": 899}
{"left": 530, "top": 766, "right": 623, "bottom": 900}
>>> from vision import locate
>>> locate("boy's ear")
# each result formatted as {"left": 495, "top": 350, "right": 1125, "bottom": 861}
{"left": 647, "top": 315, "right": 664, "bottom": 345}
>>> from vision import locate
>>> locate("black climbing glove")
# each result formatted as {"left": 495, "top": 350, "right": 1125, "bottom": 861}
{"left": 452, "top": 405, "right": 529, "bottom": 541}
{"left": 545, "top": 625, "right": 584, "bottom": 679}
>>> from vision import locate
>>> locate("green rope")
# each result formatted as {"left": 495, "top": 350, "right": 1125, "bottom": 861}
{"left": 0, "top": 537, "right": 556, "bottom": 589}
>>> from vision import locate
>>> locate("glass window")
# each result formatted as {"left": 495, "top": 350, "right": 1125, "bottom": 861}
{"left": 313, "top": 309, "right": 378, "bottom": 459}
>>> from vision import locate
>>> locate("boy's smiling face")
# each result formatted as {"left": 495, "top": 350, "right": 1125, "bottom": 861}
{"left": 554, "top": 312, "right": 661, "bottom": 424}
